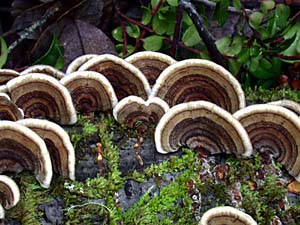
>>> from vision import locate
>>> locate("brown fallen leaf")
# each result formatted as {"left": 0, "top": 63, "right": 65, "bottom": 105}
{"left": 288, "top": 180, "right": 300, "bottom": 194}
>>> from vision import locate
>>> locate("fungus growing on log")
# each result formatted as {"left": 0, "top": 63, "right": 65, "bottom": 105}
{"left": 17, "top": 118, "right": 75, "bottom": 180}
{"left": 113, "top": 96, "right": 169, "bottom": 130}
{"left": 78, "top": 54, "right": 151, "bottom": 100}
{"left": 7, "top": 73, "right": 77, "bottom": 125}
{"left": 155, "top": 101, "right": 252, "bottom": 157}
{"left": 66, "top": 54, "right": 98, "bottom": 74}
{"left": 0, "top": 121, "right": 52, "bottom": 188}
{"left": 0, "top": 69, "right": 19, "bottom": 85}
{"left": 0, "top": 204, "right": 3, "bottom": 219}
{"left": 0, "top": 85, "right": 8, "bottom": 93}
{"left": 0, "top": 93, "right": 24, "bottom": 121}
{"left": 268, "top": 100, "right": 300, "bottom": 116}
{"left": 233, "top": 104, "right": 300, "bottom": 181}
{"left": 0, "top": 175, "right": 20, "bottom": 210}
{"left": 20, "top": 65, "right": 65, "bottom": 80}
{"left": 151, "top": 59, "right": 245, "bottom": 113}
{"left": 200, "top": 206, "right": 257, "bottom": 225}
{"left": 125, "top": 51, "right": 176, "bottom": 85}
{"left": 60, "top": 71, "right": 118, "bottom": 114}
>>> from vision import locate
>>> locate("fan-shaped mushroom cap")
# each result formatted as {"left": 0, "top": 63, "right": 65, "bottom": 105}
{"left": 7, "top": 73, "right": 77, "bottom": 125}
{"left": 113, "top": 96, "right": 169, "bottom": 129}
{"left": 0, "top": 121, "right": 52, "bottom": 188}
{"left": 17, "top": 119, "right": 75, "bottom": 180}
{"left": 66, "top": 54, "right": 98, "bottom": 74}
{"left": 233, "top": 104, "right": 300, "bottom": 181}
{"left": 60, "top": 71, "right": 118, "bottom": 114}
{"left": 151, "top": 59, "right": 245, "bottom": 113}
{"left": 0, "top": 85, "right": 8, "bottom": 93}
{"left": 0, "top": 93, "right": 24, "bottom": 121}
{"left": 0, "top": 175, "right": 20, "bottom": 209}
{"left": 200, "top": 206, "right": 257, "bottom": 225}
{"left": 155, "top": 101, "right": 252, "bottom": 157}
{"left": 268, "top": 100, "right": 300, "bottom": 116}
{"left": 125, "top": 51, "right": 176, "bottom": 85}
{"left": 0, "top": 69, "right": 20, "bottom": 85}
{"left": 78, "top": 54, "right": 151, "bottom": 100}
{"left": 20, "top": 65, "right": 65, "bottom": 80}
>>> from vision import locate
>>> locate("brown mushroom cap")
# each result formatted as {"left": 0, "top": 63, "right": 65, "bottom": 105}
{"left": 66, "top": 54, "right": 98, "bottom": 74}
{"left": 7, "top": 73, "right": 77, "bottom": 125}
{"left": 155, "top": 101, "right": 252, "bottom": 157}
{"left": 0, "top": 121, "right": 52, "bottom": 188}
{"left": 200, "top": 206, "right": 257, "bottom": 225}
{"left": 233, "top": 104, "right": 300, "bottom": 181}
{"left": 60, "top": 71, "right": 118, "bottom": 114}
{"left": 268, "top": 100, "right": 300, "bottom": 116}
{"left": 0, "top": 85, "right": 8, "bottom": 93}
{"left": 0, "top": 175, "right": 20, "bottom": 209}
{"left": 0, "top": 69, "right": 20, "bottom": 85}
{"left": 125, "top": 51, "right": 176, "bottom": 85}
{"left": 17, "top": 118, "right": 75, "bottom": 180}
{"left": 113, "top": 96, "right": 169, "bottom": 129}
{"left": 20, "top": 65, "right": 65, "bottom": 80}
{"left": 78, "top": 54, "right": 151, "bottom": 100}
{"left": 0, "top": 93, "right": 24, "bottom": 121}
{"left": 151, "top": 59, "right": 245, "bottom": 113}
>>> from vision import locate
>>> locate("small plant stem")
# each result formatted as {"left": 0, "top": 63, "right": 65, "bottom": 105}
{"left": 170, "top": 0, "right": 184, "bottom": 58}
{"left": 134, "top": 29, "right": 147, "bottom": 51}
{"left": 164, "top": 37, "right": 205, "bottom": 55}
{"left": 151, "top": 0, "right": 165, "bottom": 15}
{"left": 120, "top": 21, "right": 128, "bottom": 55}
{"left": 276, "top": 54, "right": 300, "bottom": 60}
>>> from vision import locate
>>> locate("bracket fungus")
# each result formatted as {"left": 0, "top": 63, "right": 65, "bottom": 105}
{"left": 151, "top": 59, "right": 245, "bottom": 113}
{"left": 7, "top": 73, "right": 77, "bottom": 125}
{"left": 0, "top": 204, "right": 3, "bottom": 219}
{"left": 233, "top": 104, "right": 300, "bottom": 181}
{"left": 0, "top": 121, "right": 52, "bottom": 188}
{"left": 113, "top": 96, "right": 169, "bottom": 130}
{"left": 17, "top": 119, "right": 75, "bottom": 180}
{"left": 268, "top": 100, "right": 300, "bottom": 116}
{"left": 200, "top": 206, "right": 257, "bottom": 225}
{"left": 60, "top": 71, "right": 118, "bottom": 114}
{"left": 155, "top": 101, "right": 252, "bottom": 157}
{"left": 20, "top": 65, "right": 65, "bottom": 80}
{"left": 0, "top": 175, "right": 20, "bottom": 210}
{"left": 0, "top": 93, "right": 24, "bottom": 121}
{"left": 0, "top": 69, "right": 19, "bottom": 85}
{"left": 78, "top": 54, "right": 151, "bottom": 100}
{"left": 125, "top": 51, "right": 176, "bottom": 85}
{"left": 66, "top": 54, "right": 98, "bottom": 74}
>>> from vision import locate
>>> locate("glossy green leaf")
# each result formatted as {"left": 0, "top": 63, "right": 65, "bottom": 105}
{"left": 116, "top": 44, "right": 135, "bottom": 58}
{"left": 112, "top": 27, "right": 123, "bottom": 42}
{"left": 275, "top": 4, "right": 290, "bottom": 28}
{"left": 216, "top": 36, "right": 231, "bottom": 54}
{"left": 167, "top": 0, "right": 178, "bottom": 7}
{"left": 151, "top": 0, "right": 160, "bottom": 9}
{"left": 233, "top": 0, "right": 241, "bottom": 10}
{"left": 261, "top": 0, "right": 275, "bottom": 11}
{"left": 141, "top": 6, "right": 152, "bottom": 25}
{"left": 126, "top": 24, "right": 140, "bottom": 39}
{"left": 0, "top": 36, "right": 8, "bottom": 69}
{"left": 237, "top": 49, "right": 249, "bottom": 64}
{"left": 182, "top": 25, "right": 201, "bottom": 47}
{"left": 153, "top": 15, "right": 168, "bottom": 35}
{"left": 251, "top": 57, "right": 281, "bottom": 79}
{"left": 34, "top": 36, "right": 64, "bottom": 70}
{"left": 228, "top": 59, "right": 241, "bottom": 76}
{"left": 249, "top": 12, "right": 264, "bottom": 29}
{"left": 158, "top": 6, "right": 170, "bottom": 20}
{"left": 143, "top": 35, "right": 164, "bottom": 51}
{"left": 216, "top": 35, "right": 242, "bottom": 56}
{"left": 214, "top": 0, "right": 230, "bottom": 26}
{"left": 183, "top": 11, "right": 193, "bottom": 26}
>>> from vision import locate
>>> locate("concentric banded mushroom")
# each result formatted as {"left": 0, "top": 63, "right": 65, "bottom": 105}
{"left": 78, "top": 54, "right": 151, "bottom": 100}
{"left": 0, "top": 93, "right": 24, "bottom": 121}
{"left": 233, "top": 104, "right": 300, "bottom": 181}
{"left": 20, "top": 65, "right": 65, "bottom": 79}
{"left": 0, "top": 175, "right": 20, "bottom": 210}
{"left": 0, "top": 121, "right": 52, "bottom": 188}
{"left": 151, "top": 59, "right": 245, "bottom": 113}
{"left": 7, "top": 73, "right": 77, "bottom": 125}
{"left": 0, "top": 85, "right": 8, "bottom": 93}
{"left": 125, "top": 51, "right": 176, "bottom": 85}
{"left": 113, "top": 96, "right": 169, "bottom": 129}
{"left": 200, "top": 206, "right": 257, "bottom": 225}
{"left": 60, "top": 71, "right": 118, "bottom": 114}
{"left": 66, "top": 54, "right": 98, "bottom": 74}
{"left": 0, "top": 69, "right": 19, "bottom": 85}
{"left": 268, "top": 100, "right": 300, "bottom": 116}
{"left": 155, "top": 101, "right": 252, "bottom": 157}
{"left": 17, "top": 119, "right": 75, "bottom": 180}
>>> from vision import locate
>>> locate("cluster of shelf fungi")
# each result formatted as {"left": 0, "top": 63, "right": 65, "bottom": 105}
{"left": 0, "top": 51, "right": 300, "bottom": 224}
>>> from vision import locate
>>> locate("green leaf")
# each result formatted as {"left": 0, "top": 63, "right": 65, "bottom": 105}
{"left": 112, "top": 27, "right": 123, "bottom": 42}
{"left": 0, "top": 36, "right": 8, "bottom": 69}
{"left": 214, "top": 0, "right": 230, "bottom": 26}
{"left": 275, "top": 4, "right": 290, "bottom": 28}
{"left": 237, "top": 49, "right": 249, "bottom": 64}
{"left": 228, "top": 59, "right": 241, "bottom": 76}
{"left": 167, "top": 0, "right": 178, "bottom": 7}
{"left": 233, "top": 0, "right": 241, "bottom": 10}
{"left": 151, "top": 0, "right": 160, "bottom": 9}
{"left": 116, "top": 44, "right": 135, "bottom": 58}
{"left": 261, "top": 0, "right": 275, "bottom": 11}
{"left": 34, "top": 36, "right": 64, "bottom": 70}
{"left": 126, "top": 24, "right": 140, "bottom": 39}
{"left": 249, "top": 12, "right": 264, "bottom": 29}
{"left": 182, "top": 25, "right": 201, "bottom": 47}
{"left": 215, "top": 35, "right": 242, "bottom": 56}
{"left": 143, "top": 35, "right": 164, "bottom": 51}
{"left": 216, "top": 36, "right": 231, "bottom": 54}
{"left": 141, "top": 6, "right": 152, "bottom": 25}
{"left": 183, "top": 11, "right": 193, "bottom": 26}
{"left": 153, "top": 14, "right": 168, "bottom": 35}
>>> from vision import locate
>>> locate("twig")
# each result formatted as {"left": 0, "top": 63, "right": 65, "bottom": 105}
{"left": 134, "top": 29, "right": 147, "bottom": 51}
{"left": 182, "top": 0, "right": 227, "bottom": 68}
{"left": 170, "top": 0, "right": 184, "bottom": 58}
{"left": 120, "top": 21, "right": 128, "bottom": 55}
{"left": 151, "top": 0, "right": 165, "bottom": 15}
{"left": 165, "top": 37, "right": 205, "bottom": 55}
{"left": 276, "top": 54, "right": 300, "bottom": 60}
